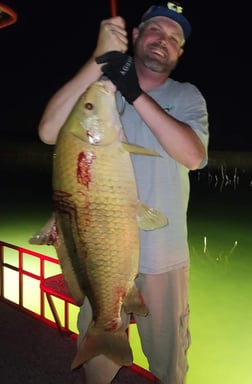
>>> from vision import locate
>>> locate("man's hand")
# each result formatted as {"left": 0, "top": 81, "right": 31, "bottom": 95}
{"left": 93, "top": 17, "right": 128, "bottom": 58}
{"left": 96, "top": 51, "right": 142, "bottom": 104}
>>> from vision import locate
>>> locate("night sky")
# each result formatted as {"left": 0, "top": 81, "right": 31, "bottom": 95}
{"left": 0, "top": 1, "right": 249, "bottom": 151}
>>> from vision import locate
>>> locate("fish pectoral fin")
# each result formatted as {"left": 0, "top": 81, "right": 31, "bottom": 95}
{"left": 29, "top": 214, "right": 58, "bottom": 245}
{"left": 137, "top": 203, "right": 168, "bottom": 230}
{"left": 123, "top": 285, "right": 149, "bottom": 316}
{"left": 71, "top": 328, "right": 133, "bottom": 370}
{"left": 122, "top": 142, "right": 161, "bottom": 157}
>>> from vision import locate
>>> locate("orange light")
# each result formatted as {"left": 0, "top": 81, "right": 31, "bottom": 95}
{"left": 0, "top": 2, "right": 18, "bottom": 29}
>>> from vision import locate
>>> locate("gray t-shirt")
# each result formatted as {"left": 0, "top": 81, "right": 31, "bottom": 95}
{"left": 118, "top": 77, "right": 209, "bottom": 274}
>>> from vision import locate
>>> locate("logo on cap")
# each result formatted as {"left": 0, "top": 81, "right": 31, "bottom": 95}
{"left": 167, "top": 2, "right": 183, "bottom": 14}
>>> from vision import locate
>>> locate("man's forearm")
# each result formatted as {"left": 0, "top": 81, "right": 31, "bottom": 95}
{"left": 38, "top": 57, "right": 102, "bottom": 144}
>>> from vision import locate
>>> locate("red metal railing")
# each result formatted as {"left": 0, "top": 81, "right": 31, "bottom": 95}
{"left": 0, "top": 240, "right": 157, "bottom": 382}
{"left": 0, "top": 240, "right": 62, "bottom": 328}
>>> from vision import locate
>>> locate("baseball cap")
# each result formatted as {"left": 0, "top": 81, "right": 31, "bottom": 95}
{"left": 140, "top": 2, "right": 191, "bottom": 40}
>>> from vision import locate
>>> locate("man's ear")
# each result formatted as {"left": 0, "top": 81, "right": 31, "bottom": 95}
{"left": 178, "top": 47, "right": 184, "bottom": 57}
{"left": 132, "top": 27, "right": 140, "bottom": 44}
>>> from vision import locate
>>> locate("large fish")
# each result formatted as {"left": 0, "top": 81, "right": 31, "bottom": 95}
{"left": 30, "top": 80, "right": 168, "bottom": 370}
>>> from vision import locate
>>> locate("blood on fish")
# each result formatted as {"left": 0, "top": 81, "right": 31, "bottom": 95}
{"left": 104, "top": 318, "right": 121, "bottom": 331}
{"left": 48, "top": 222, "right": 58, "bottom": 244}
{"left": 77, "top": 151, "right": 96, "bottom": 188}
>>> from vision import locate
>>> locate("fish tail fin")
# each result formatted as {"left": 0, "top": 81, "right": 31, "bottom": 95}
{"left": 123, "top": 285, "right": 149, "bottom": 316}
{"left": 71, "top": 328, "right": 133, "bottom": 370}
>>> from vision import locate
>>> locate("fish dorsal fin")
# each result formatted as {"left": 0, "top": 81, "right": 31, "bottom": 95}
{"left": 137, "top": 203, "right": 168, "bottom": 230}
{"left": 122, "top": 142, "right": 161, "bottom": 157}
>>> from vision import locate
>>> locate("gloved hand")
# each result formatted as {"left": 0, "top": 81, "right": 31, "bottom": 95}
{"left": 95, "top": 51, "right": 142, "bottom": 104}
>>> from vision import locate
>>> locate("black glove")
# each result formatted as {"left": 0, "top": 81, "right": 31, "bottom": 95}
{"left": 95, "top": 51, "right": 142, "bottom": 104}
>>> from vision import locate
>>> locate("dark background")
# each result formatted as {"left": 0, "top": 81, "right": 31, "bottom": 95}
{"left": 0, "top": 1, "right": 249, "bottom": 151}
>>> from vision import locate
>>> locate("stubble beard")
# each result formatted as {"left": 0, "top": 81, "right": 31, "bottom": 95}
{"left": 140, "top": 52, "right": 178, "bottom": 74}
{"left": 133, "top": 36, "right": 179, "bottom": 74}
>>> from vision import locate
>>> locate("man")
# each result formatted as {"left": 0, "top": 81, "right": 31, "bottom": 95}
{"left": 38, "top": 3, "right": 209, "bottom": 383}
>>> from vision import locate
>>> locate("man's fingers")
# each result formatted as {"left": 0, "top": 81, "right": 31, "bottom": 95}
{"left": 101, "top": 16, "right": 126, "bottom": 30}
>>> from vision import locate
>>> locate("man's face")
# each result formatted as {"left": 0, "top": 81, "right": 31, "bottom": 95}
{"left": 133, "top": 16, "right": 184, "bottom": 73}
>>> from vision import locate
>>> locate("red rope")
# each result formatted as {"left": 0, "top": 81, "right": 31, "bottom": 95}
{"left": 110, "top": 0, "right": 117, "bottom": 16}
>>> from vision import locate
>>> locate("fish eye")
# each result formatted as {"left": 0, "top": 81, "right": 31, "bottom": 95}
{"left": 85, "top": 102, "right": 94, "bottom": 110}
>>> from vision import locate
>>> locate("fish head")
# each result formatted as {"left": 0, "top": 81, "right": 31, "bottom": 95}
{"left": 68, "top": 80, "right": 123, "bottom": 145}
